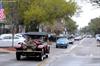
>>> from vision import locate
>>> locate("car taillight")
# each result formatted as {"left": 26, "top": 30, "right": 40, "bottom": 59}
{"left": 15, "top": 44, "right": 22, "bottom": 48}
{"left": 38, "top": 45, "right": 44, "bottom": 48}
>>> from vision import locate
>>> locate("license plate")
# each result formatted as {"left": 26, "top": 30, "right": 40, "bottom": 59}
{"left": 27, "top": 49, "right": 32, "bottom": 52}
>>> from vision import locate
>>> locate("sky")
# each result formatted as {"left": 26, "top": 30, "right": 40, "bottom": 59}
{"left": 72, "top": 0, "right": 100, "bottom": 28}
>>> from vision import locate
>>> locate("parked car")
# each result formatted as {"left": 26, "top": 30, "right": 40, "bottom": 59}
{"left": 56, "top": 38, "right": 69, "bottom": 48}
{"left": 74, "top": 36, "right": 82, "bottom": 41}
{"left": 15, "top": 32, "right": 50, "bottom": 61}
{"left": 15, "top": 33, "right": 25, "bottom": 38}
{"left": 0, "top": 34, "right": 25, "bottom": 47}
{"left": 96, "top": 34, "right": 100, "bottom": 41}
{"left": 15, "top": 33, "right": 27, "bottom": 39}
{"left": 68, "top": 38, "right": 74, "bottom": 44}
{"left": 86, "top": 35, "right": 92, "bottom": 38}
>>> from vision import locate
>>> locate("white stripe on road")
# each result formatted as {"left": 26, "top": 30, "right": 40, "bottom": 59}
{"left": 70, "top": 53, "right": 100, "bottom": 58}
{"left": 68, "top": 38, "right": 100, "bottom": 58}
{"left": 64, "top": 38, "right": 86, "bottom": 53}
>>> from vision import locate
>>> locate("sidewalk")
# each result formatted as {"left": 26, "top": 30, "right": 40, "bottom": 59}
{"left": 0, "top": 47, "right": 16, "bottom": 53}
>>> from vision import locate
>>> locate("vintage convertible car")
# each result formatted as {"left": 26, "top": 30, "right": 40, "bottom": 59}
{"left": 15, "top": 32, "right": 50, "bottom": 61}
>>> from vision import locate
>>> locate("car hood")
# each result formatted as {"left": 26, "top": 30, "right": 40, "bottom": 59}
{"left": 56, "top": 40, "right": 68, "bottom": 44}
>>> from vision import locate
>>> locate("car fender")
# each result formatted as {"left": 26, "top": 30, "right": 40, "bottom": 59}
{"left": 38, "top": 45, "right": 44, "bottom": 49}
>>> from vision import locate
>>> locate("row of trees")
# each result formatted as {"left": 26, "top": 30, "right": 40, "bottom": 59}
{"left": 89, "top": 0, "right": 100, "bottom": 35}
{"left": 80, "top": 17, "right": 100, "bottom": 35}
{"left": 65, "top": 17, "right": 78, "bottom": 34}
{"left": 88, "top": 17, "right": 100, "bottom": 34}
{"left": 3, "top": 0, "right": 78, "bottom": 34}
{"left": 80, "top": 0, "right": 100, "bottom": 35}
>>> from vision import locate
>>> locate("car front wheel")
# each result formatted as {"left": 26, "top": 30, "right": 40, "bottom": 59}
{"left": 56, "top": 45, "right": 58, "bottom": 48}
{"left": 65, "top": 45, "right": 68, "bottom": 48}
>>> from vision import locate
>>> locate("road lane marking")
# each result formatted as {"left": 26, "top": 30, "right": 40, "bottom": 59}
{"left": 65, "top": 44, "right": 78, "bottom": 53}
{"left": 37, "top": 59, "right": 48, "bottom": 66}
{"left": 70, "top": 53, "right": 100, "bottom": 58}
{"left": 68, "top": 38, "right": 100, "bottom": 58}
{"left": 64, "top": 38, "right": 86, "bottom": 53}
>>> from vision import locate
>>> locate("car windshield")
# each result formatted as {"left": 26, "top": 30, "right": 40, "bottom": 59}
{"left": 57, "top": 38, "right": 68, "bottom": 41}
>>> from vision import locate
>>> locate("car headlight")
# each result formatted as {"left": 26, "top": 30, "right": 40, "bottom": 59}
{"left": 61, "top": 42, "right": 66, "bottom": 44}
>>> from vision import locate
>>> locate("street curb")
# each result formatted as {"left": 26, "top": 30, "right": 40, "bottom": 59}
{"left": 0, "top": 48, "right": 16, "bottom": 54}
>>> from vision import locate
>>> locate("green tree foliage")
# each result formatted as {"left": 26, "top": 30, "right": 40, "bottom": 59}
{"left": 80, "top": 26, "right": 91, "bottom": 34}
{"left": 4, "top": 0, "right": 77, "bottom": 31}
{"left": 23, "top": 0, "right": 77, "bottom": 24}
{"left": 88, "top": 17, "right": 100, "bottom": 34}
{"left": 65, "top": 17, "right": 78, "bottom": 34}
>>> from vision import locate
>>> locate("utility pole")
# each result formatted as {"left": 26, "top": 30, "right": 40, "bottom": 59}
{"left": 1, "top": 0, "right": 17, "bottom": 47}
{"left": 8, "top": 0, "right": 16, "bottom": 47}
{"left": 11, "top": 1, "right": 16, "bottom": 47}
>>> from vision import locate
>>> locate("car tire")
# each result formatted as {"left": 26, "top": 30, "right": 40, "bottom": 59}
{"left": 16, "top": 52, "right": 21, "bottom": 60}
{"left": 65, "top": 45, "right": 67, "bottom": 48}
{"left": 39, "top": 55, "right": 44, "bottom": 61}
{"left": 56, "top": 45, "right": 58, "bottom": 48}
{"left": 69, "top": 42, "right": 73, "bottom": 44}
{"left": 45, "top": 54, "right": 48, "bottom": 58}
{"left": 47, "top": 47, "right": 50, "bottom": 53}
{"left": 71, "top": 42, "right": 73, "bottom": 44}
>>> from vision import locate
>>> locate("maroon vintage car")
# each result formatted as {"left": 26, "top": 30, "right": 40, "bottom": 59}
{"left": 15, "top": 32, "right": 50, "bottom": 61}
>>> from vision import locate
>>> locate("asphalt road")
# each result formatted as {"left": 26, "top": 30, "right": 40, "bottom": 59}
{"left": 48, "top": 38, "right": 100, "bottom": 66}
{"left": 0, "top": 38, "right": 100, "bottom": 66}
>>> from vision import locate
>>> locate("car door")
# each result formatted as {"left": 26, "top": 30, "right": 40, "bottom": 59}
{"left": 0, "top": 36, "right": 12, "bottom": 47}
{"left": 13, "top": 36, "right": 21, "bottom": 47}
